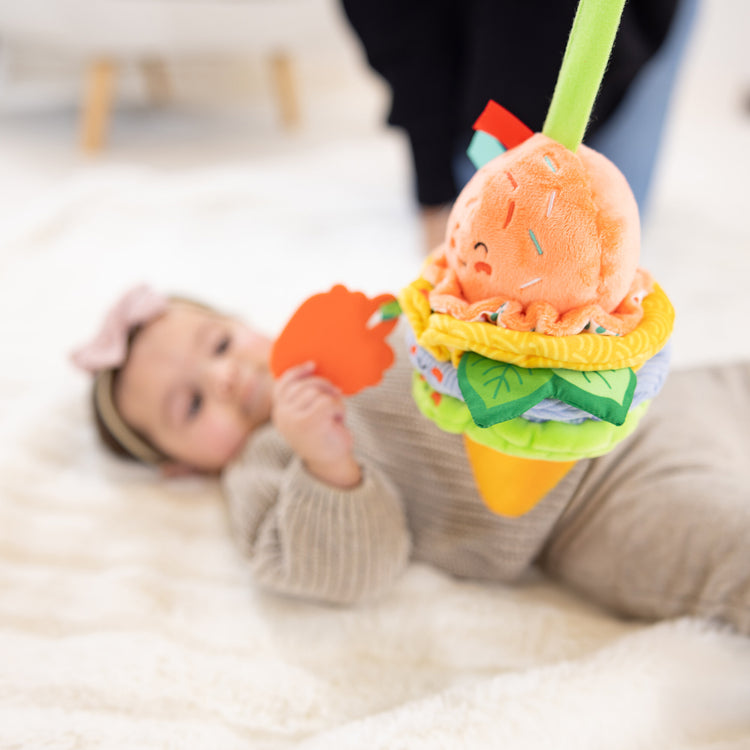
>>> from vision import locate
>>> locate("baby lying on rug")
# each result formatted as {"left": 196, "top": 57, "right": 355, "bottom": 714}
{"left": 69, "top": 0, "right": 746, "bottom": 632}
{"left": 72, "top": 284, "right": 750, "bottom": 635}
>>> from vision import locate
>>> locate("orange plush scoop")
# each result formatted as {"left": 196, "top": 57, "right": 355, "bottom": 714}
{"left": 424, "top": 133, "right": 650, "bottom": 336}
{"left": 270, "top": 285, "right": 398, "bottom": 395}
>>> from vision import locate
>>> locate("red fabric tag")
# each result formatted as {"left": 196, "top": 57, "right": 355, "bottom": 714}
{"left": 473, "top": 101, "right": 533, "bottom": 150}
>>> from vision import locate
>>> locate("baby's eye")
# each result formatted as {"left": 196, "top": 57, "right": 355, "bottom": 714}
{"left": 214, "top": 335, "right": 231, "bottom": 355}
{"left": 187, "top": 391, "right": 203, "bottom": 419}
{"left": 474, "top": 242, "right": 488, "bottom": 254}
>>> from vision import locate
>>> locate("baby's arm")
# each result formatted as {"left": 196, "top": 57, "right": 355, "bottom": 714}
{"left": 221, "top": 367, "right": 411, "bottom": 605}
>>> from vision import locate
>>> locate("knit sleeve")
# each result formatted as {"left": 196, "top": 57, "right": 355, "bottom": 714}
{"left": 221, "top": 425, "right": 412, "bottom": 605}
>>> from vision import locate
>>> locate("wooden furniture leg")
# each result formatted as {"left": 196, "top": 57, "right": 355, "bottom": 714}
{"left": 141, "top": 58, "right": 171, "bottom": 105}
{"left": 80, "top": 59, "right": 116, "bottom": 152}
{"left": 270, "top": 52, "right": 300, "bottom": 129}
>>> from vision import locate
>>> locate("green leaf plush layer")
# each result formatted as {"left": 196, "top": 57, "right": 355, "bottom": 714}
{"left": 458, "top": 352, "right": 637, "bottom": 427}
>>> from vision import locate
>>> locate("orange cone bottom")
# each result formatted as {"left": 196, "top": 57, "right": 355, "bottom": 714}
{"left": 463, "top": 435, "right": 577, "bottom": 517}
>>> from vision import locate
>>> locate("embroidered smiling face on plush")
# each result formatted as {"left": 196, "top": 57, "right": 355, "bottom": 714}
{"left": 443, "top": 133, "right": 640, "bottom": 314}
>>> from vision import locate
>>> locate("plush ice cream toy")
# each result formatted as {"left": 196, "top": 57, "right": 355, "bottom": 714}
{"left": 398, "top": 0, "right": 674, "bottom": 516}
{"left": 424, "top": 126, "right": 650, "bottom": 337}
{"left": 272, "top": 0, "right": 674, "bottom": 518}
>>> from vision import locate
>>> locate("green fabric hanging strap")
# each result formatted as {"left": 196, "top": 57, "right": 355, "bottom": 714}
{"left": 542, "top": 0, "right": 626, "bottom": 152}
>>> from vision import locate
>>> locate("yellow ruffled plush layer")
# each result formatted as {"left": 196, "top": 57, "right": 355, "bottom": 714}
{"left": 399, "top": 278, "right": 674, "bottom": 371}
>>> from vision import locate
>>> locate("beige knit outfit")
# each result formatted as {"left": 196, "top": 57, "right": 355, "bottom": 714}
{"left": 223, "top": 327, "right": 750, "bottom": 634}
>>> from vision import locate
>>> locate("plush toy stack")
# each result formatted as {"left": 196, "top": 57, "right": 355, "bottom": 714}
{"left": 397, "top": 0, "right": 674, "bottom": 516}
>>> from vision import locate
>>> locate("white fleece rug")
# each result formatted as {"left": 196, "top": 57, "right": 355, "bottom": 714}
{"left": 1, "top": 133, "right": 750, "bottom": 749}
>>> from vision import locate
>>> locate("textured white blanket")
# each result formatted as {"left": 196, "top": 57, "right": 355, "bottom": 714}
{"left": 1, "top": 136, "right": 750, "bottom": 749}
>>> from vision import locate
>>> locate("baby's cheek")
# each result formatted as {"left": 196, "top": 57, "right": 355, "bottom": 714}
{"left": 201, "top": 413, "right": 251, "bottom": 466}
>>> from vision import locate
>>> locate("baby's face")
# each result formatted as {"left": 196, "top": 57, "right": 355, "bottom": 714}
{"left": 116, "top": 302, "right": 273, "bottom": 472}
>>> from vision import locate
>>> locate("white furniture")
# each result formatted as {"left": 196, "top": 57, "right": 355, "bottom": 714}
{"left": 0, "top": 0, "right": 334, "bottom": 150}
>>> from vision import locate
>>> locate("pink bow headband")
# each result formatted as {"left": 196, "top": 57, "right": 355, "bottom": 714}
{"left": 71, "top": 284, "right": 169, "bottom": 465}
{"left": 71, "top": 284, "right": 168, "bottom": 374}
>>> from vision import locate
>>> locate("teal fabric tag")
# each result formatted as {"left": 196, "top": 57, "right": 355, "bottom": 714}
{"left": 467, "top": 131, "right": 506, "bottom": 170}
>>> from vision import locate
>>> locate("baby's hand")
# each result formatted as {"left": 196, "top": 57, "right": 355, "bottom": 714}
{"left": 272, "top": 362, "right": 362, "bottom": 489}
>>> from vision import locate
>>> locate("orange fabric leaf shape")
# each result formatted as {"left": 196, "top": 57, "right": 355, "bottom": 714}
{"left": 270, "top": 285, "right": 398, "bottom": 395}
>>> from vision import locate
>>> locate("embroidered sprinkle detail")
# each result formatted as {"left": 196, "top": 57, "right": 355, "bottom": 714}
{"left": 529, "top": 229, "right": 543, "bottom": 255}
{"left": 547, "top": 190, "right": 557, "bottom": 217}
{"left": 544, "top": 155, "right": 558, "bottom": 172}
{"left": 520, "top": 277, "right": 542, "bottom": 289}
